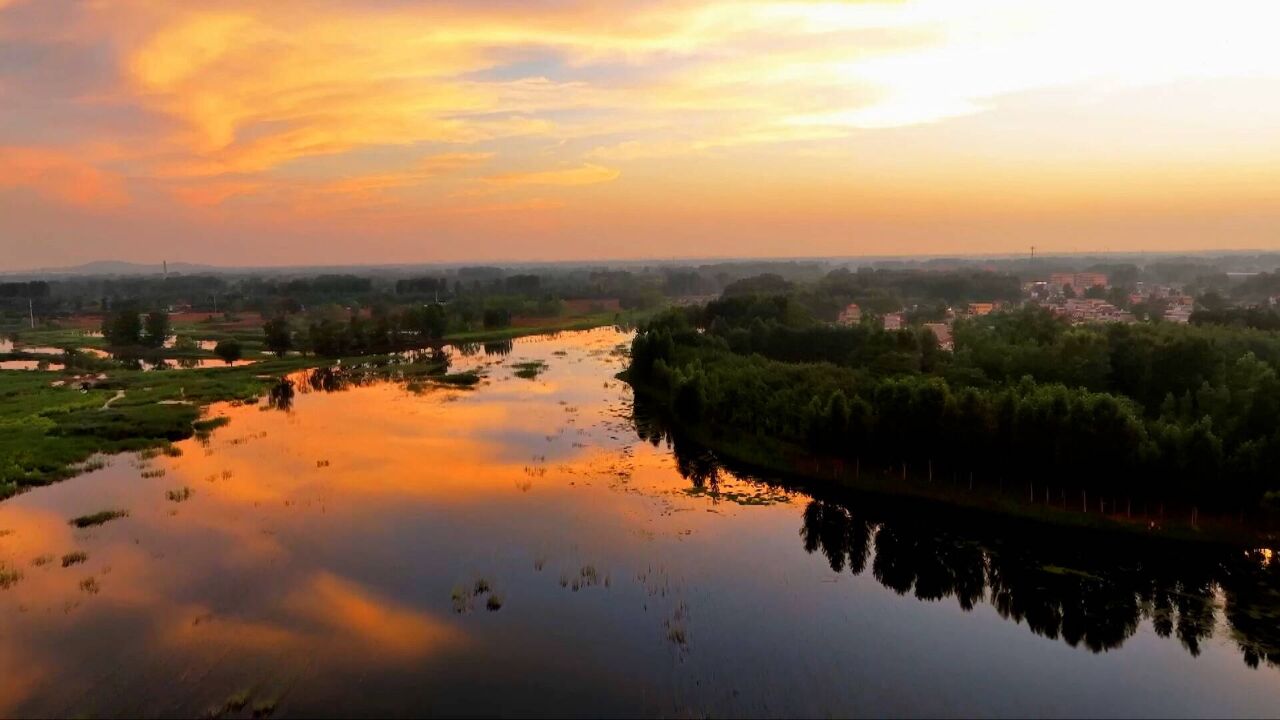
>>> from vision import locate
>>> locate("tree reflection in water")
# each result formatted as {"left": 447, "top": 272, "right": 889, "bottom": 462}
{"left": 633, "top": 394, "right": 1280, "bottom": 669}
{"left": 484, "top": 340, "right": 513, "bottom": 357}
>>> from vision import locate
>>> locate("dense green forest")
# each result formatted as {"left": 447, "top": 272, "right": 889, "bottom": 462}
{"left": 627, "top": 286, "right": 1280, "bottom": 510}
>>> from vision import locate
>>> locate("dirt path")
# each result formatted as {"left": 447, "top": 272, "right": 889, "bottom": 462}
{"left": 101, "top": 390, "right": 125, "bottom": 410}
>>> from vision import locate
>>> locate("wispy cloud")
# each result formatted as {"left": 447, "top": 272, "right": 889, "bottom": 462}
{"left": 485, "top": 163, "right": 619, "bottom": 187}
{"left": 2, "top": 0, "right": 1280, "bottom": 265}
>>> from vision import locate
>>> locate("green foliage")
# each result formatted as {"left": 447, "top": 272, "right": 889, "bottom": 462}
{"left": 483, "top": 307, "right": 511, "bottom": 330}
{"left": 262, "top": 317, "right": 294, "bottom": 357}
{"left": 102, "top": 307, "right": 142, "bottom": 346}
{"left": 143, "top": 311, "right": 170, "bottom": 348}
{"left": 629, "top": 301, "right": 1280, "bottom": 506}
{"left": 213, "top": 339, "right": 243, "bottom": 363}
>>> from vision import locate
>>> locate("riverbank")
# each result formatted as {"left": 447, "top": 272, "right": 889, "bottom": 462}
{"left": 0, "top": 311, "right": 646, "bottom": 498}
{"left": 626, "top": 376, "right": 1272, "bottom": 547}
{"left": 441, "top": 310, "right": 648, "bottom": 343}
{"left": 0, "top": 352, "right": 461, "bottom": 499}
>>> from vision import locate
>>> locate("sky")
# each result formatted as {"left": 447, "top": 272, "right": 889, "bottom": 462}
{"left": 2, "top": 0, "right": 1279, "bottom": 269}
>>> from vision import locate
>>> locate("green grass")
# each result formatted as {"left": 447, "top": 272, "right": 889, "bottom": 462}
{"left": 0, "top": 356, "right": 314, "bottom": 497}
{"left": 0, "top": 312, "right": 631, "bottom": 499}
{"left": 0, "top": 350, "right": 452, "bottom": 497}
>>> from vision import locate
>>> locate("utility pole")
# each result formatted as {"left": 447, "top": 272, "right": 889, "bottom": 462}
{"left": 28, "top": 298, "right": 35, "bottom": 329}
{"left": 1030, "top": 245, "right": 1036, "bottom": 261}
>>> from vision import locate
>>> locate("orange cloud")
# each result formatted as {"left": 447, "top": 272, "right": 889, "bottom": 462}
{"left": 485, "top": 164, "right": 619, "bottom": 187}
{"left": 320, "top": 152, "right": 493, "bottom": 195}
{"left": 169, "top": 178, "right": 265, "bottom": 207}
{"left": 284, "top": 572, "right": 463, "bottom": 659}
{"left": 4, "top": 0, "right": 1280, "bottom": 264}
{"left": 0, "top": 148, "right": 128, "bottom": 209}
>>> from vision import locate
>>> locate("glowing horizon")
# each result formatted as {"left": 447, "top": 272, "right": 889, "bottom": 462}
{"left": 2, "top": 0, "right": 1279, "bottom": 269}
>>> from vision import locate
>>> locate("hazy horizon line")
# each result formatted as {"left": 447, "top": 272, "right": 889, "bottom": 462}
{"left": 8, "top": 246, "right": 1280, "bottom": 277}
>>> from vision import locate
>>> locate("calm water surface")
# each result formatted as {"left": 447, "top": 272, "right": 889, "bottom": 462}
{"left": 2, "top": 328, "right": 1279, "bottom": 717}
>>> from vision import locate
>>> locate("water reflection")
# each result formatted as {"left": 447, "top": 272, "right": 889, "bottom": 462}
{"left": 484, "top": 339, "right": 513, "bottom": 356}
{"left": 2, "top": 328, "right": 1280, "bottom": 717}
{"left": 636, "top": 394, "right": 1280, "bottom": 669}
{"left": 268, "top": 378, "right": 295, "bottom": 411}
{"left": 117, "top": 357, "right": 258, "bottom": 371}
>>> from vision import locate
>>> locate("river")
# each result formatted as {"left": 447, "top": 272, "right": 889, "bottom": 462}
{"left": 1, "top": 327, "right": 1278, "bottom": 717}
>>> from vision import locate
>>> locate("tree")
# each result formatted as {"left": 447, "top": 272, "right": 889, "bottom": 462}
{"left": 143, "top": 311, "right": 171, "bottom": 348}
{"left": 263, "top": 317, "right": 294, "bottom": 357}
{"left": 483, "top": 307, "right": 511, "bottom": 330}
{"left": 405, "top": 304, "right": 448, "bottom": 340}
{"left": 213, "top": 339, "right": 243, "bottom": 364}
{"left": 102, "top": 308, "right": 142, "bottom": 346}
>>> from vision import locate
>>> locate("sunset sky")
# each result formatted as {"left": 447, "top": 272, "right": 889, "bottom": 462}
{"left": 2, "top": 0, "right": 1279, "bottom": 269}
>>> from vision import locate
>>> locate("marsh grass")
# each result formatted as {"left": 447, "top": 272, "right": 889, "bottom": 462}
{"left": 69, "top": 509, "right": 128, "bottom": 528}
{"left": 31, "top": 554, "right": 53, "bottom": 567}
{"left": 486, "top": 594, "right": 504, "bottom": 611}
{"left": 75, "top": 457, "right": 107, "bottom": 473}
{"left": 434, "top": 371, "right": 481, "bottom": 387}
{"left": 220, "top": 686, "right": 249, "bottom": 712}
{"left": 666, "top": 625, "right": 688, "bottom": 646}
{"left": 61, "top": 551, "right": 88, "bottom": 567}
{"left": 450, "top": 585, "right": 471, "bottom": 614}
{"left": 79, "top": 576, "right": 100, "bottom": 594}
{"left": 665, "top": 601, "right": 690, "bottom": 648}
{"left": 166, "top": 487, "right": 194, "bottom": 502}
{"left": 513, "top": 361, "right": 548, "bottom": 380}
{"left": 0, "top": 564, "right": 21, "bottom": 589}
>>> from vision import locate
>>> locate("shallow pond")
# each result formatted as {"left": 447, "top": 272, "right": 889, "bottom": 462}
{"left": 130, "top": 358, "right": 258, "bottom": 371}
{"left": 0, "top": 360, "right": 65, "bottom": 371}
{"left": 0, "top": 328, "right": 1279, "bottom": 717}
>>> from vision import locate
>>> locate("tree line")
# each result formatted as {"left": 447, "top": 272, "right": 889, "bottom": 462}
{"left": 628, "top": 300, "right": 1280, "bottom": 508}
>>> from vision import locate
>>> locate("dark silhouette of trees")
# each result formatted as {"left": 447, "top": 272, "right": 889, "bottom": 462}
{"left": 142, "top": 311, "right": 170, "bottom": 348}
{"left": 213, "top": 339, "right": 243, "bottom": 364}
{"left": 627, "top": 302, "right": 1280, "bottom": 508}
{"left": 263, "top": 317, "right": 294, "bottom": 357}
{"left": 483, "top": 308, "right": 511, "bottom": 330}
{"left": 101, "top": 307, "right": 143, "bottom": 346}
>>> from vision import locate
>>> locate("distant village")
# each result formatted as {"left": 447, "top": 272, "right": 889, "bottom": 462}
{"left": 835, "top": 270, "right": 1202, "bottom": 351}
